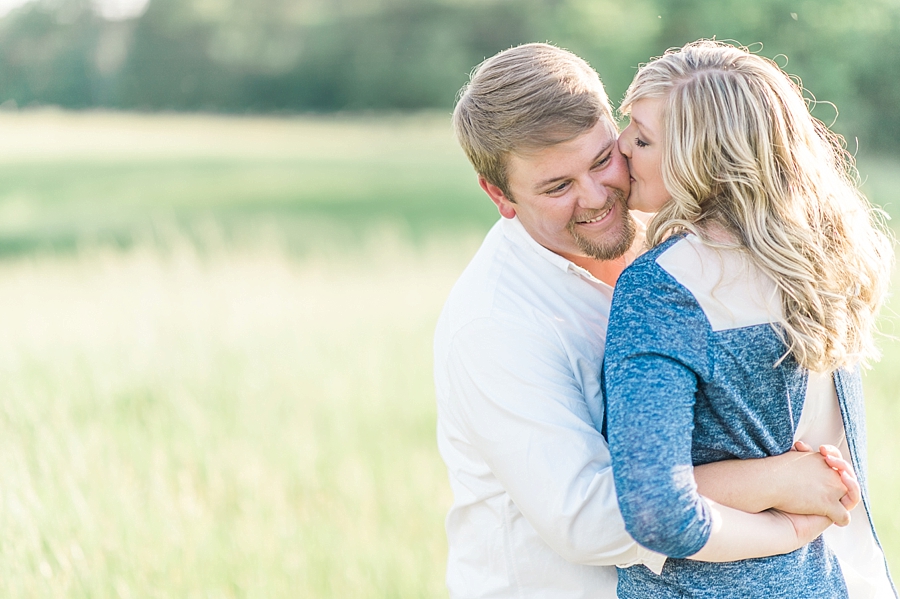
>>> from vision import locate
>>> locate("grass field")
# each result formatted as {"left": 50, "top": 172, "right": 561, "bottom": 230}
{"left": 0, "top": 110, "right": 495, "bottom": 254}
{"left": 0, "top": 111, "right": 896, "bottom": 597}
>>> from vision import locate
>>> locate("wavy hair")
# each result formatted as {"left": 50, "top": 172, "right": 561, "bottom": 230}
{"left": 621, "top": 40, "right": 893, "bottom": 371}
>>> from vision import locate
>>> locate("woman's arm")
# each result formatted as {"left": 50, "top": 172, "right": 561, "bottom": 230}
{"left": 604, "top": 266, "right": 711, "bottom": 557}
{"left": 694, "top": 443, "right": 860, "bottom": 524}
{"left": 606, "top": 348, "right": 839, "bottom": 561}
{"left": 604, "top": 261, "right": 845, "bottom": 561}
{"left": 686, "top": 501, "right": 832, "bottom": 562}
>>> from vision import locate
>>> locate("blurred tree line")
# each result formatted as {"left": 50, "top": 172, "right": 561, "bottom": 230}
{"left": 1, "top": 0, "right": 899, "bottom": 152}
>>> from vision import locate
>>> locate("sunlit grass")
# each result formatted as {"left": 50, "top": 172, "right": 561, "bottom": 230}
{"left": 0, "top": 233, "right": 479, "bottom": 597}
{"left": 0, "top": 232, "right": 896, "bottom": 597}
{"left": 863, "top": 264, "right": 900, "bottom": 579}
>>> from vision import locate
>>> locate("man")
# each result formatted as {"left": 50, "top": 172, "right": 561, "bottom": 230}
{"left": 434, "top": 43, "right": 856, "bottom": 598}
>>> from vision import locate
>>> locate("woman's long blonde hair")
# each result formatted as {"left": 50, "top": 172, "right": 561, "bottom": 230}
{"left": 621, "top": 40, "right": 893, "bottom": 371}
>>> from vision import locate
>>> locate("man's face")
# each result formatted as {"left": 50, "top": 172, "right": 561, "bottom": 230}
{"left": 480, "top": 119, "right": 635, "bottom": 267}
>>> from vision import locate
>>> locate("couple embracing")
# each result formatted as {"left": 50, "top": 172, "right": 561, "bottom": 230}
{"left": 434, "top": 40, "right": 897, "bottom": 598}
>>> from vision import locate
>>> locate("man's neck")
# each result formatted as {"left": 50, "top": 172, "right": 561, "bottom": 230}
{"left": 569, "top": 254, "right": 628, "bottom": 287}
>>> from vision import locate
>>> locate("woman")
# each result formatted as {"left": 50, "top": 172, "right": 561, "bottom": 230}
{"left": 604, "top": 41, "right": 896, "bottom": 598}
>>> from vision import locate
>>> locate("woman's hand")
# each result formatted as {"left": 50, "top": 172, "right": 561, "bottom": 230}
{"left": 764, "top": 442, "right": 858, "bottom": 526}
{"left": 770, "top": 508, "right": 833, "bottom": 546}
{"left": 791, "top": 441, "right": 861, "bottom": 522}
{"left": 694, "top": 443, "right": 860, "bottom": 525}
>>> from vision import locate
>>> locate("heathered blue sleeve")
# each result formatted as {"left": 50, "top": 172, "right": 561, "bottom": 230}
{"left": 603, "top": 253, "right": 715, "bottom": 559}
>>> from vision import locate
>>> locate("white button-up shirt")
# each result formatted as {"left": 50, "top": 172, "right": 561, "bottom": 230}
{"left": 434, "top": 216, "right": 664, "bottom": 599}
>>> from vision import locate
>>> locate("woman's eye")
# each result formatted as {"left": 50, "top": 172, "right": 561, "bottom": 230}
{"left": 635, "top": 138, "right": 649, "bottom": 148}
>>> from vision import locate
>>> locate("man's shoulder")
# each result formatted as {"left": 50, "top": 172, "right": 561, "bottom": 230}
{"left": 437, "top": 219, "right": 599, "bottom": 340}
{"left": 441, "top": 220, "right": 509, "bottom": 322}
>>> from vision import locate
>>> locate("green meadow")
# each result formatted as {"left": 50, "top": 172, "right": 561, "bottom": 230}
{"left": 0, "top": 111, "right": 896, "bottom": 597}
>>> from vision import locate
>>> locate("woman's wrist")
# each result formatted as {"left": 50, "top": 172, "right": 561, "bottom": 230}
{"left": 687, "top": 500, "right": 829, "bottom": 563}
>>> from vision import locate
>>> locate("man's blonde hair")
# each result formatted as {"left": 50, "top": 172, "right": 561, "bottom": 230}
{"left": 453, "top": 43, "right": 614, "bottom": 198}
{"left": 621, "top": 40, "right": 893, "bottom": 371}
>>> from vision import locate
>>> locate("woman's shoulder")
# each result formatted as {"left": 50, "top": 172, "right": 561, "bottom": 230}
{"left": 606, "top": 234, "right": 713, "bottom": 365}
{"left": 612, "top": 234, "right": 704, "bottom": 318}
{"left": 629, "top": 233, "right": 686, "bottom": 269}
{"left": 617, "top": 233, "right": 691, "bottom": 291}
{"left": 623, "top": 232, "right": 784, "bottom": 332}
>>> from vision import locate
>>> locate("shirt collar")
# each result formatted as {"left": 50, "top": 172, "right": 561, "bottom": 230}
{"left": 500, "top": 216, "right": 614, "bottom": 291}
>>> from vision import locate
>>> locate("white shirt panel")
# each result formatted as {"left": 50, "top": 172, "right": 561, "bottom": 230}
{"left": 654, "top": 235, "right": 782, "bottom": 331}
{"left": 434, "top": 216, "right": 664, "bottom": 599}
{"left": 797, "top": 373, "right": 894, "bottom": 599}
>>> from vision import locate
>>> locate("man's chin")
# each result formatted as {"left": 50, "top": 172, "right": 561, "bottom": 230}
{"left": 571, "top": 219, "right": 636, "bottom": 262}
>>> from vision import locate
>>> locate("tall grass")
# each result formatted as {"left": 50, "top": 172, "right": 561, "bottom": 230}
{"left": 0, "top": 232, "right": 482, "bottom": 597}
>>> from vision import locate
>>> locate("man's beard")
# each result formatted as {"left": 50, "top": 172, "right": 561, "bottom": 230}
{"left": 566, "top": 190, "right": 636, "bottom": 261}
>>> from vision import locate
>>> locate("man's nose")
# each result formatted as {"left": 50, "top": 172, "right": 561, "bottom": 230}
{"left": 583, "top": 176, "right": 610, "bottom": 208}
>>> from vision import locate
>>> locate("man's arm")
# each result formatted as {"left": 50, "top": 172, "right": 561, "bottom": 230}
{"left": 694, "top": 442, "right": 860, "bottom": 524}
{"left": 442, "top": 317, "right": 659, "bottom": 568}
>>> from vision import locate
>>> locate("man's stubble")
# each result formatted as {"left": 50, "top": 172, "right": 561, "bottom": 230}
{"left": 567, "top": 189, "right": 636, "bottom": 262}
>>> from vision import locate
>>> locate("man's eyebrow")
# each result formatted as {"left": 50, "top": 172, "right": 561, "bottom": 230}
{"left": 532, "top": 141, "right": 614, "bottom": 192}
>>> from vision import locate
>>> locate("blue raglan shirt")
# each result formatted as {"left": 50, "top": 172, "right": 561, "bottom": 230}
{"left": 603, "top": 234, "right": 852, "bottom": 598}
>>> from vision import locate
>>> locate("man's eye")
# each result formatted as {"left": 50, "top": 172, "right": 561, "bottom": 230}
{"left": 593, "top": 155, "right": 611, "bottom": 168}
{"left": 546, "top": 182, "right": 569, "bottom": 194}
{"left": 635, "top": 138, "right": 649, "bottom": 148}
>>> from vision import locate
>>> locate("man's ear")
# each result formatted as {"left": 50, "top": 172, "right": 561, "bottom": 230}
{"left": 478, "top": 176, "right": 517, "bottom": 219}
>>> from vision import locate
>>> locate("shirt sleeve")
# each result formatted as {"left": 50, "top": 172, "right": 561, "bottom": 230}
{"left": 603, "top": 259, "right": 715, "bottom": 559}
{"left": 444, "top": 314, "right": 665, "bottom": 571}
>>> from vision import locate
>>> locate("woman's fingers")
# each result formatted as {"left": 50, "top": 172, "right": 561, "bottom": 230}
{"left": 818, "top": 446, "right": 859, "bottom": 490}
{"left": 793, "top": 443, "right": 861, "bottom": 520}
{"left": 818, "top": 444, "right": 842, "bottom": 459}
{"left": 823, "top": 453, "right": 857, "bottom": 479}
{"left": 793, "top": 440, "right": 813, "bottom": 452}
{"left": 838, "top": 470, "right": 862, "bottom": 512}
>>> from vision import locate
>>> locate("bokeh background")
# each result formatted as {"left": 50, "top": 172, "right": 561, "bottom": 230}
{"left": 0, "top": 0, "right": 898, "bottom": 596}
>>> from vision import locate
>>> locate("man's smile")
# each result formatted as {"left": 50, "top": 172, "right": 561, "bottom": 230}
{"left": 576, "top": 204, "right": 614, "bottom": 225}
